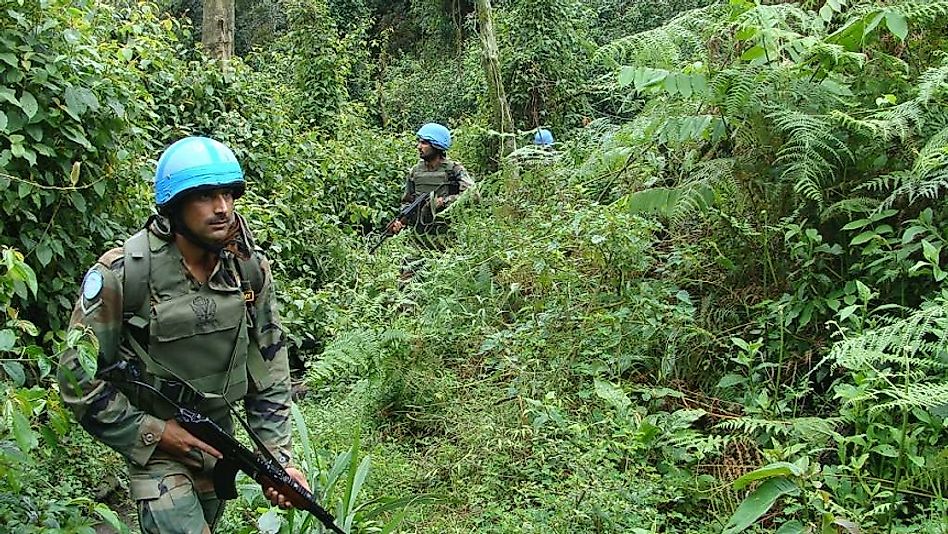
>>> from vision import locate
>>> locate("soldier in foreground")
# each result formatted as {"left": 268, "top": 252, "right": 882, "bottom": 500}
{"left": 57, "top": 136, "right": 307, "bottom": 533}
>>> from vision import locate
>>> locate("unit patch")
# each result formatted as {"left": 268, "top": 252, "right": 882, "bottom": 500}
{"left": 190, "top": 295, "right": 217, "bottom": 326}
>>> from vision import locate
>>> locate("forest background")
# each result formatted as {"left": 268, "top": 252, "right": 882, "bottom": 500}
{"left": 0, "top": 0, "right": 947, "bottom": 532}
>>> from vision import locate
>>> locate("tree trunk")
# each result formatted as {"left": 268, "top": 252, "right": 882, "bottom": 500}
{"left": 474, "top": 0, "right": 516, "bottom": 166}
{"left": 202, "top": 0, "right": 235, "bottom": 61}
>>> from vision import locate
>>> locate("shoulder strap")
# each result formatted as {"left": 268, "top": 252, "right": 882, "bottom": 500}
{"left": 446, "top": 162, "right": 461, "bottom": 195}
{"left": 122, "top": 229, "right": 151, "bottom": 328}
{"left": 238, "top": 253, "right": 265, "bottom": 296}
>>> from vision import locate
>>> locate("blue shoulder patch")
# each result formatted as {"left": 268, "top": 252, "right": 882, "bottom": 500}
{"left": 82, "top": 269, "right": 104, "bottom": 301}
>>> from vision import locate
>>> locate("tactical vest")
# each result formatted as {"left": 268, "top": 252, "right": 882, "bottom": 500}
{"left": 410, "top": 160, "right": 462, "bottom": 197}
{"left": 408, "top": 161, "right": 462, "bottom": 236}
{"left": 114, "top": 230, "right": 271, "bottom": 419}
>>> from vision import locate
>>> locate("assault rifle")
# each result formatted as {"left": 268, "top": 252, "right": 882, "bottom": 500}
{"left": 369, "top": 192, "right": 431, "bottom": 254}
{"left": 177, "top": 405, "right": 345, "bottom": 534}
{"left": 102, "top": 361, "right": 345, "bottom": 533}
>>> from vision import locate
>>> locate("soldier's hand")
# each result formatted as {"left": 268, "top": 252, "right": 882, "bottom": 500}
{"left": 157, "top": 419, "right": 223, "bottom": 460}
{"left": 390, "top": 219, "right": 404, "bottom": 234}
{"left": 264, "top": 467, "right": 310, "bottom": 509}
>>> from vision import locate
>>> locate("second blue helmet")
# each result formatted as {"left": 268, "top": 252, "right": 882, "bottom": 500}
{"left": 416, "top": 123, "right": 452, "bottom": 151}
{"left": 154, "top": 136, "right": 245, "bottom": 208}
{"left": 533, "top": 128, "right": 554, "bottom": 146}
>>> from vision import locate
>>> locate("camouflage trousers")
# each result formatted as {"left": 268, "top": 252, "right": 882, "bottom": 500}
{"left": 130, "top": 448, "right": 225, "bottom": 533}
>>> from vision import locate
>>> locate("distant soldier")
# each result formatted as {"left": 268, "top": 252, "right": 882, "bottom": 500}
{"left": 389, "top": 123, "right": 474, "bottom": 246}
{"left": 533, "top": 128, "right": 554, "bottom": 147}
{"left": 58, "top": 136, "right": 306, "bottom": 533}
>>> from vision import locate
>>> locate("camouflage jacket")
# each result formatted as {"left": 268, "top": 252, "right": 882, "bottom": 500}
{"left": 57, "top": 215, "right": 294, "bottom": 469}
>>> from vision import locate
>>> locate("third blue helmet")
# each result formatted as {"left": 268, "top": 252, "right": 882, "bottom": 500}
{"left": 416, "top": 123, "right": 452, "bottom": 151}
{"left": 154, "top": 136, "right": 245, "bottom": 208}
{"left": 533, "top": 128, "right": 554, "bottom": 146}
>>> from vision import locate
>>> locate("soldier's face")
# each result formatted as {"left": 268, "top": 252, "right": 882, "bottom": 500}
{"left": 179, "top": 188, "right": 236, "bottom": 244}
{"left": 417, "top": 139, "right": 435, "bottom": 160}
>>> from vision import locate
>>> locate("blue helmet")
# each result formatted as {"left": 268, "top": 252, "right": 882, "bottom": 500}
{"left": 154, "top": 136, "right": 245, "bottom": 208}
{"left": 416, "top": 123, "right": 452, "bottom": 151}
{"left": 533, "top": 128, "right": 554, "bottom": 146}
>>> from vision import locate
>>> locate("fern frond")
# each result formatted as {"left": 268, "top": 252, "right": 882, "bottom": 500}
{"left": 770, "top": 109, "right": 851, "bottom": 209}
{"left": 820, "top": 197, "right": 880, "bottom": 222}
{"left": 883, "top": 125, "right": 948, "bottom": 206}
{"left": 309, "top": 327, "right": 409, "bottom": 384}
{"left": 595, "top": 4, "right": 726, "bottom": 69}
{"left": 829, "top": 295, "right": 948, "bottom": 415}
{"left": 917, "top": 56, "right": 948, "bottom": 105}
{"left": 891, "top": 0, "right": 948, "bottom": 26}
{"left": 873, "top": 382, "right": 948, "bottom": 414}
{"left": 715, "top": 416, "right": 842, "bottom": 441}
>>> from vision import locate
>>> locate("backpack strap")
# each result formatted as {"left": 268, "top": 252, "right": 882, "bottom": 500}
{"left": 446, "top": 162, "right": 461, "bottom": 196}
{"left": 237, "top": 254, "right": 265, "bottom": 299}
{"left": 122, "top": 229, "right": 152, "bottom": 329}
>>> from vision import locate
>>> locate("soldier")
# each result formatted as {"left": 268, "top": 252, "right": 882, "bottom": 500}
{"left": 57, "top": 136, "right": 306, "bottom": 533}
{"left": 389, "top": 122, "right": 474, "bottom": 244}
{"left": 533, "top": 128, "right": 554, "bottom": 147}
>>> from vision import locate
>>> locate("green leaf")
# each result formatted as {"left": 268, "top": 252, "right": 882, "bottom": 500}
{"left": 690, "top": 74, "right": 708, "bottom": 96}
{"left": 94, "top": 504, "right": 130, "bottom": 534}
{"left": 12, "top": 408, "right": 39, "bottom": 453}
{"left": 732, "top": 462, "right": 802, "bottom": 490}
{"left": 594, "top": 378, "right": 631, "bottom": 411}
{"left": 9, "top": 261, "right": 38, "bottom": 296}
{"left": 618, "top": 66, "right": 636, "bottom": 88}
{"left": 70, "top": 191, "right": 87, "bottom": 213}
{"left": 678, "top": 74, "right": 693, "bottom": 99}
{"left": 0, "top": 329, "right": 16, "bottom": 351}
{"left": 884, "top": 11, "right": 908, "bottom": 40}
{"left": 19, "top": 91, "right": 38, "bottom": 119}
{"left": 723, "top": 477, "right": 799, "bottom": 534}
{"left": 902, "top": 225, "right": 928, "bottom": 244}
{"left": 0, "top": 110, "right": 7, "bottom": 132}
{"left": 840, "top": 218, "right": 870, "bottom": 231}
{"left": 64, "top": 86, "right": 84, "bottom": 119}
{"left": 731, "top": 337, "right": 750, "bottom": 352}
{"left": 776, "top": 520, "right": 806, "bottom": 534}
{"left": 864, "top": 11, "right": 885, "bottom": 36}
{"left": 36, "top": 243, "right": 52, "bottom": 267}
{"left": 850, "top": 231, "right": 877, "bottom": 245}
{"left": 921, "top": 239, "right": 941, "bottom": 264}
{"left": 2, "top": 361, "right": 26, "bottom": 386}
{"left": 741, "top": 46, "right": 766, "bottom": 62}
{"left": 380, "top": 507, "right": 408, "bottom": 534}
{"left": 838, "top": 304, "right": 860, "bottom": 322}
{"left": 717, "top": 373, "right": 746, "bottom": 389}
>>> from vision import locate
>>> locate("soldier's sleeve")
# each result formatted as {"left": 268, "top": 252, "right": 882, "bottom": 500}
{"left": 442, "top": 163, "right": 476, "bottom": 208}
{"left": 244, "top": 254, "right": 295, "bottom": 467}
{"left": 56, "top": 253, "right": 167, "bottom": 467}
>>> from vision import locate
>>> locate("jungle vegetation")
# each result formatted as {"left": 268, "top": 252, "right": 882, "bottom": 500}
{"left": 0, "top": 0, "right": 946, "bottom": 532}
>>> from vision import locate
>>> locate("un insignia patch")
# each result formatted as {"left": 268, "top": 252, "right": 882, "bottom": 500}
{"left": 82, "top": 269, "right": 103, "bottom": 300}
{"left": 80, "top": 269, "right": 104, "bottom": 314}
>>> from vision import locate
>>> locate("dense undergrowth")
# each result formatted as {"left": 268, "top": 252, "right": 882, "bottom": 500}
{"left": 2, "top": 0, "right": 947, "bottom": 532}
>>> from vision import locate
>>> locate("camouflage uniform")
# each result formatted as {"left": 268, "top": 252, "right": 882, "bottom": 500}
{"left": 401, "top": 158, "right": 474, "bottom": 249}
{"left": 57, "top": 215, "right": 293, "bottom": 533}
